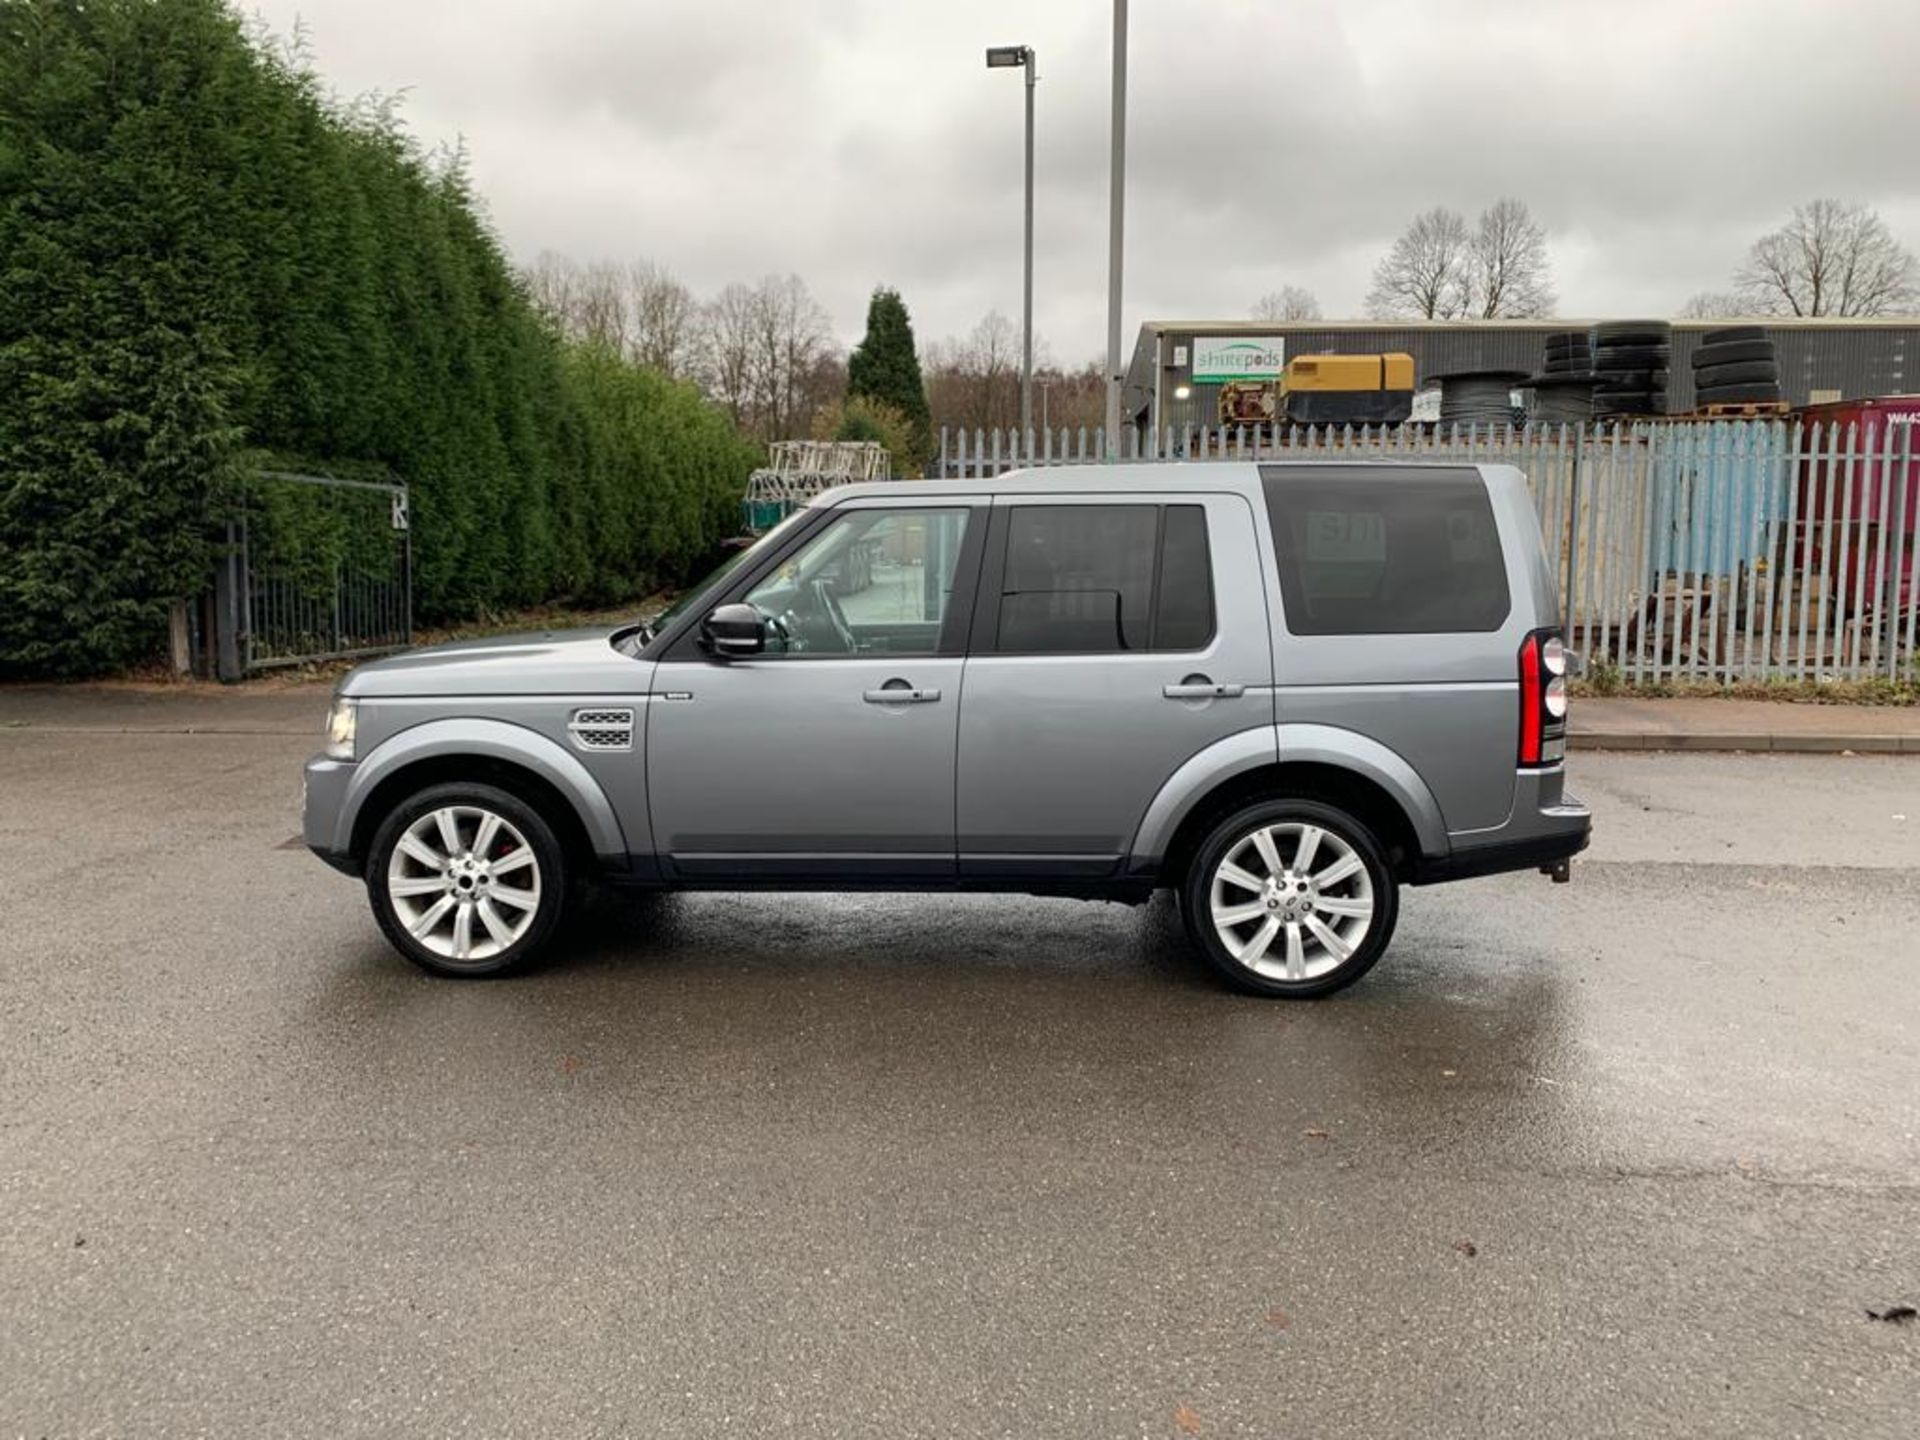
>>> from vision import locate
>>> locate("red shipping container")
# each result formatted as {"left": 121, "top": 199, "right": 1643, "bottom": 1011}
{"left": 1793, "top": 395, "right": 1920, "bottom": 614}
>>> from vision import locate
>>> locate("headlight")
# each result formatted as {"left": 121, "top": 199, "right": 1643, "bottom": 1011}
{"left": 324, "top": 696, "right": 358, "bottom": 760}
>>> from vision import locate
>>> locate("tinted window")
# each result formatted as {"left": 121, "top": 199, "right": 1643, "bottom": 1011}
{"left": 995, "top": 504, "right": 1214, "bottom": 653}
{"left": 1261, "top": 469, "right": 1510, "bottom": 634}
{"left": 1152, "top": 505, "right": 1214, "bottom": 649}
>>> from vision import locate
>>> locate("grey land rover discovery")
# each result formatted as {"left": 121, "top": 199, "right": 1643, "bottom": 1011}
{"left": 303, "top": 461, "right": 1591, "bottom": 997}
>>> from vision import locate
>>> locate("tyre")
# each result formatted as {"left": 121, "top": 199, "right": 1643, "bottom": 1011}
{"left": 1693, "top": 359, "right": 1779, "bottom": 388}
{"left": 1181, "top": 798, "right": 1398, "bottom": 998}
{"left": 1691, "top": 339, "right": 1774, "bottom": 367}
{"left": 1701, "top": 325, "right": 1767, "bottom": 346}
{"left": 366, "top": 781, "right": 568, "bottom": 978}
{"left": 1594, "top": 392, "right": 1656, "bottom": 413}
{"left": 1695, "top": 382, "right": 1782, "bottom": 405}
{"left": 1591, "top": 345, "right": 1670, "bottom": 368}
{"left": 1591, "top": 320, "right": 1671, "bottom": 344}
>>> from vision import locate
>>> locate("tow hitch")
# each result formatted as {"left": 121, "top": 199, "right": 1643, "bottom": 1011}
{"left": 1540, "top": 859, "right": 1572, "bottom": 884}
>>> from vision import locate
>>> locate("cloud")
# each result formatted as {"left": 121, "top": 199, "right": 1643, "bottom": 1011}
{"left": 252, "top": 0, "right": 1920, "bottom": 357}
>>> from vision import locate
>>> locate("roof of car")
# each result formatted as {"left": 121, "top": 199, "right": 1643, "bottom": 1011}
{"left": 812, "top": 459, "right": 1512, "bottom": 507}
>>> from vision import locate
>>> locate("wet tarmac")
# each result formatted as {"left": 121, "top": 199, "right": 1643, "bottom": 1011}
{"left": 2, "top": 715, "right": 1917, "bottom": 1436}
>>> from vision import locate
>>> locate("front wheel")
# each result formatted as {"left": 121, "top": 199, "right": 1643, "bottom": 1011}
{"left": 1181, "top": 799, "right": 1398, "bottom": 998}
{"left": 366, "top": 782, "right": 567, "bottom": 977}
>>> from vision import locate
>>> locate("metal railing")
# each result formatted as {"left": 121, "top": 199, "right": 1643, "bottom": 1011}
{"left": 211, "top": 470, "right": 412, "bottom": 678}
{"left": 936, "top": 419, "right": 1919, "bottom": 684}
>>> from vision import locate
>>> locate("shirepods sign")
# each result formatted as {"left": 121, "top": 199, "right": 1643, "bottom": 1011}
{"left": 1192, "top": 336, "right": 1286, "bottom": 383}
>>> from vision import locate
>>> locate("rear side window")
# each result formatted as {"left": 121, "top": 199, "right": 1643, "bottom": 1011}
{"left": 995, "top": 504, "right": 1215, "bottom": 653}
{"left": 1260, "top": 468, "right": 1510, "bottom": 634}
{"left": 1153, "top": 504, "right": 1214, "bottom": 649}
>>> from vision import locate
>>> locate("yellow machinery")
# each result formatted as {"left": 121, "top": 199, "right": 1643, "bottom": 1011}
{"left": 1279, "top": 353, "right": 1415, "bottom": 425}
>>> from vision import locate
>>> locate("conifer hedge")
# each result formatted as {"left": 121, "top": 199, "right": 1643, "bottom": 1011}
{"left": 0, "top": 0, "right": 758, "bottom": 676}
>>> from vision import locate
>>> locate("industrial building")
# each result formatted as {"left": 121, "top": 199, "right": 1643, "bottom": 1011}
{"left": 1121, "top": 317, "right": 1917, "bottom": 431}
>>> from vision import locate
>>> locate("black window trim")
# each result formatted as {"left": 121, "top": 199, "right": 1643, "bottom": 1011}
{"left": 658, "top": 502, "right": 989, "bottom": 663}
{"left": 973, "top": 500, "right": 1218, "bottom": 657}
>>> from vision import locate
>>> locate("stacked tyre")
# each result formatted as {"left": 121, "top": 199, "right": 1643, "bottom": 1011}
{"left": 1690, "top": 324, "right": 1781, "bottom": 408}
{"left": 1590, "top": 320, "right": 1670, "bottom": 418}
{"left": 1539, "top": 330, "right": 1593, "bottom": 376}
{"left": 1525, "top": 375, "right": 1599, "bottom": 424}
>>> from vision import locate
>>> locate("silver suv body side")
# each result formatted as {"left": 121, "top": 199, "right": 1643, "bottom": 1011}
{"left": 304, "top": 461, "right": 1589, "bottom": 894}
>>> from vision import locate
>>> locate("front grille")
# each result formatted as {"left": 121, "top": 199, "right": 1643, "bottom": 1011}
{"left": 567, "top": 707, "right": 635, "bottom": 752}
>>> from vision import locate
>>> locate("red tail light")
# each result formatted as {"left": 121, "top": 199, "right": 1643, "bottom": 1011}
{"left": 1518, "top": 629, "right": 1568, "bottom": 767}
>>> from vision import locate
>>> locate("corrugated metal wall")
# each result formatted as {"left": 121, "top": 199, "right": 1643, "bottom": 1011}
{"left": 1135, "top": 323, "right": 1917, "bottom": 423}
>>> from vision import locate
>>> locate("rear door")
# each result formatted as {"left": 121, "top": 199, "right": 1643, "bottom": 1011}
{"left": 955, "top": 492, "right": 1274, "bottom": 880}
{"left": 1259, "top": 465, "right": 1527, "bottom": 835}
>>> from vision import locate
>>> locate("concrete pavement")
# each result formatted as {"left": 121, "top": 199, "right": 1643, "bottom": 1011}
{"left": 2, "top": 694, "right": 1918, "bottom": 1436}
{"left": 1572, "top": 695, "right": 1920, "bottom": 753}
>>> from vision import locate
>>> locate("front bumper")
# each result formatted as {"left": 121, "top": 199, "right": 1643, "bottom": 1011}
{"left": 302, "top": 756, "right": 359, "bottom": 874}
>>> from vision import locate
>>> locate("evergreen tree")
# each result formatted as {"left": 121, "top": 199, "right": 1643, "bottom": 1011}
{"left": 0, "top": 0, "right": 758, "bottom": 677}
{"left": 845, "top": 287, "right": 932, "bottom": 472}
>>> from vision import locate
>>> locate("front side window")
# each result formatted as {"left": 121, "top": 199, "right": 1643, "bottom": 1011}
{"left": 994, "top": 504, "right": 1216, "bottom": 654}
{"left": 742, "top": 507, "right": 972, "bottom": 656}
{"left": 1261, "top": 469, "right": 1510, "bottom": 635}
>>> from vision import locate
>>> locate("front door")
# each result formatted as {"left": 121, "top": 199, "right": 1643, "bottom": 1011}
{"left": 647, "top": 502, "right": 984, "bottom": 881}
{"left": 956, "top": 492, "right": 1275, "bottom": 879}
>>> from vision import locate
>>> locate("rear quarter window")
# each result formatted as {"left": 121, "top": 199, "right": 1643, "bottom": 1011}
{"left": 1259, "top": 467, "right": 1511, "bottom": 635}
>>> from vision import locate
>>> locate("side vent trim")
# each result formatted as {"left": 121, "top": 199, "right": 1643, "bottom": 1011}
{"left": 568, "top": 707, "right": 635, "bottom": 752}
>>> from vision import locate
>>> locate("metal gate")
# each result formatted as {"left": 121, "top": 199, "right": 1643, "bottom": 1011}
{"left": 211, "top": 470, "right": 411, "bottom": 678}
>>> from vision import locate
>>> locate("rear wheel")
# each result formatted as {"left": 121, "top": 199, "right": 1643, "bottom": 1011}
{"left": 1181, "top": 799, "right": 1399, "bottom": 998}
{"left": 367, "top": 782, "right": 567, "bottom": 977}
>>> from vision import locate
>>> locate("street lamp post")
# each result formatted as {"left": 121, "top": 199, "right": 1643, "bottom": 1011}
{"left": 985, "top": 44, "right": 1036, "bottom": 446}
{"left": 1104, "top": 0, "right": 1127, "bottom": 455}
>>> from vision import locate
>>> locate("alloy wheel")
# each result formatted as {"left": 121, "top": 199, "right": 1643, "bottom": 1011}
{"left": 385, "top": 804, "right": 543, "bottom": 963}
{"left": 1207, "top": 821, "right": 1375, "bottom": 982}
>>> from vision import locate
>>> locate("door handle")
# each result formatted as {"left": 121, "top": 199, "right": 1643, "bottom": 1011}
{"left": 863, "top": 682, "right": 942, "bottom": 704}
{"left": 1163, "top": 680, "right": 1245, "bottom": 700}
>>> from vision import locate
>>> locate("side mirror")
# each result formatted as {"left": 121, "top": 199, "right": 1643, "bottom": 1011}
{"left": 699, "top": 603, "right": 767, "bottom": 658}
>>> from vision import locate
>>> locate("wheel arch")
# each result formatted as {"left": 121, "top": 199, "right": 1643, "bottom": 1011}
{"left": 338, "top": 720, "right": 625, "bottom": 871}
{"left": 1133, "top": 724, "right": 1448, "bottom": 886}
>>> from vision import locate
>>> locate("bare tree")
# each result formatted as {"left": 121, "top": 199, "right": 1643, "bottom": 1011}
{"left": 745, "top": 274, "right": 837, "bottom": 443}
{"left": 701, "top": 282, "right": 759, "bottom": 429}
{"left": 1470, "top": 198, "right": 1555, "bottom": 318}
{"left": 923, "top": 312, "right": 1024, "bottom": 433}
{"left": 525, "top": 252, "right": 707, "bottom": 374}
{"left": 1734, "top": 199, "right": 1919, "bottom": 317}
{"left": 1678, "top": 291, "right": 1748, "bottom": 319}
{"left": 628, "top": 260, "right": 700, "bottom": 377}
{"left": 524, "top": 250, "right": 582, "bottom": 329}
{"left": 1251, "top": 286, "right": 1323, "bottom": 323}
{"left": 571, "top": 260, "right": 630, "bottom": 351}
{"left": 1366, "top": 207, "right": 1473, "bottom": 319}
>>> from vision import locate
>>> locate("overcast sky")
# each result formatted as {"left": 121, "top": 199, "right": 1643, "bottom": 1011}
{"left": 249, "top": 0, "right": 1920, "bottom": 361}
